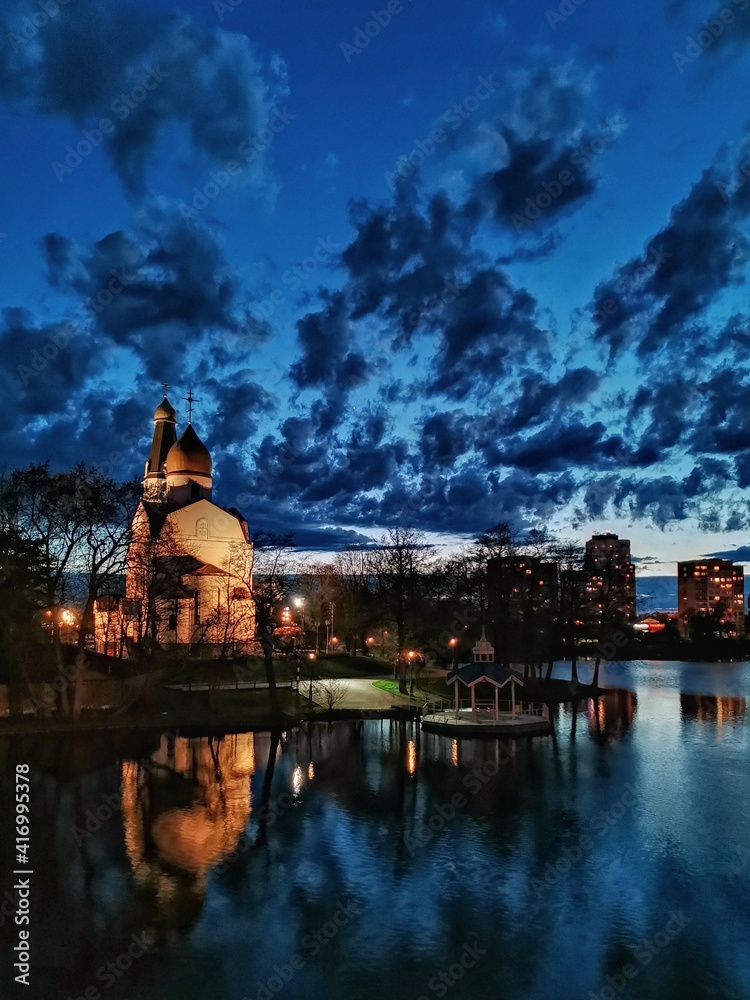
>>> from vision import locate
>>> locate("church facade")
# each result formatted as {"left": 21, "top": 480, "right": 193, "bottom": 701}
{"left": 94, "top": 394, "right": 255, "bottom": 657}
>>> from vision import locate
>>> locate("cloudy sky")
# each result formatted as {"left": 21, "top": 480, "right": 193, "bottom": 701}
{"left": 3, "top": 0, "right": 750, "bottom": 571}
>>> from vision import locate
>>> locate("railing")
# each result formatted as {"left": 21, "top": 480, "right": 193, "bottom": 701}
{"left": 422, "top": 698, "right": 549, "bottom": 720}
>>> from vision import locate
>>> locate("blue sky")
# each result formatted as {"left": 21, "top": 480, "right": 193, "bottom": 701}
{"left": 3, "top": 0, "right": 750, "bottom": 572}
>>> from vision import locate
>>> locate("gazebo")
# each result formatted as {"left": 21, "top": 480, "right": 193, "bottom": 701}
{"left": 446, "top": 630, "right": 525, "bottom": 722}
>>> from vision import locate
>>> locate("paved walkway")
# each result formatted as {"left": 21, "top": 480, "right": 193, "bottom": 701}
{"left": 165, "top": 674, "right": 428, "bottom": 711}
{"left": 329, "top": 677, "right": 419, "bottom": 710}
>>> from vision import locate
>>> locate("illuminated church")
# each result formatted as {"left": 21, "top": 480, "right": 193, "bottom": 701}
{"left": 95, "top": 392, "right": 254, "bottom": 656}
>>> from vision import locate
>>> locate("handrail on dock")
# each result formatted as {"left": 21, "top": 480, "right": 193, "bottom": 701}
{"left": 422, "top": 698, "right": 549, "bottom": 720}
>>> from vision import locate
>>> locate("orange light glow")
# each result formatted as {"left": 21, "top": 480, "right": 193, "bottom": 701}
{"left": 407, "top": 740, "right": 417, "bottom": 776}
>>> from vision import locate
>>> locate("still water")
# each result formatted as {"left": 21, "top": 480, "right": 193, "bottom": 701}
{"left": 1, "top": 661, "right": 749, "bottom": 1000}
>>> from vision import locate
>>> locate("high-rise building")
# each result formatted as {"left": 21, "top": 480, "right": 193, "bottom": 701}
{"left": 486, "top": 555, "right": 559, "bottom": 662}
{"left": 584, "top": 532, "right": 636, "bottom": 622}
{"left": 677, "top": 560, "right": 745, "bottom": 637}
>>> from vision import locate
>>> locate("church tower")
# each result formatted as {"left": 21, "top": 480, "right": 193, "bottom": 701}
{"left": 165, "top": 422, "right": 213, "bottom": 505}
{"left": 143, "top": 395, "right": 178, "bottom": 501}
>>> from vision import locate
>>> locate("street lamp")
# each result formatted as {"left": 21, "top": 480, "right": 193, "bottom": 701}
{"left": 293, "top": 597, "right": 306, "bottom": 644}
{"left": 449, "top": 637, "right": 458, "bottom": 671}
{"left": 307, "top": 652, "right": 316, "bottom": 701}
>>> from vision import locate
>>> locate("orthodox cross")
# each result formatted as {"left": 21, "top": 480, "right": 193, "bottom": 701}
{"left": 182, "top": 389, "right": 199, "bottom": 422}
{"left": 161, "top": 381, "right": 170, "bottom": 394}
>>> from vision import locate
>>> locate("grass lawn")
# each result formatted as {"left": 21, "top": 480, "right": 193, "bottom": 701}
{"left": 162, "top": 653, "right": 392, "bottom": 686}
{"left": 372, "top": 679, "right": 407, "bottom": 697}
{"left": 372, "top": 679, "right": 451, "bottom": 701}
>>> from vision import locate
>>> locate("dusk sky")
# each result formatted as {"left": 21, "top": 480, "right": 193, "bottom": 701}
{"left": 3, "top": 0, "right": 750, "bottom": 572}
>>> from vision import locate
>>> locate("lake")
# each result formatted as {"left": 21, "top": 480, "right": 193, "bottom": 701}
{"left": 1, "top": 660, "right": 749, "bottom": 1000}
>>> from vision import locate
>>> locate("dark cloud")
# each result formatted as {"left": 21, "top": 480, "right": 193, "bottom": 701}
{"left": 426, "top": 269, "right": 550, "bottom": 399}
{"left": 42, "top": 212, "right": 258, "bottom": 379}
{"left": 420, "top": 412, "right": 472, "bottom": 468}
{"left": 0, "top": 0, "right": 286, "bottom": 192}
{"left": 341, "top": 185, "right": 472, "bottom": 348}
{"left": 703, "top": 545, "right": 750, "bottom": 562}
{"left": 201, "top": 372, "right": 277, "bottom": 451}
{"left": 507, "top": 367, "right": 600, "bottom": 432}
{"left": 461, "top": 63, "right": 617, "bottom": 233}
{"left": 0, "top": 308, "right": 103, "bottom": 417}
{"left": 590, "top": 130, "right": 750, "bottom": 357}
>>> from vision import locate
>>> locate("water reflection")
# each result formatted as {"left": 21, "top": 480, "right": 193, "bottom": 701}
{"left": 587, "top": 689, "right": 637, "bottom": 744}
{"left": 3, "top": 662, "right": 750, "bottom": 1000}
{"left": 121, "top": 732, "right": 255, "bottom": 926}
{"left": 680, "top": 693, "right": 746, "bottom": 723}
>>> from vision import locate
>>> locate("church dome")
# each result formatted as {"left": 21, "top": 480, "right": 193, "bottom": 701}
{"left": 165, "top": 424, "right": 212, "bottom": 476}
{"left": 154, "top": 396, "right": 176, "bottom": 422}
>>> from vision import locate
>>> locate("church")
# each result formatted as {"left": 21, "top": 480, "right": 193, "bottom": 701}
{"left": 94, "top": 392, "right": 255, "bottom": 657}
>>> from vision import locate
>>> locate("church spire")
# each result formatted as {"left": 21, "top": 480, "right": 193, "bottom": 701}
{"left": 143, "top": 391, "right": 178, "bottom": 501}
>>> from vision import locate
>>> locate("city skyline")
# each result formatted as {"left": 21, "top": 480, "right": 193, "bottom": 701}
{"left": 3, "top": 0, "right": 750, "bottom": 570}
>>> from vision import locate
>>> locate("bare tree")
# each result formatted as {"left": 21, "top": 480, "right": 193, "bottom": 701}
{"left": 371, "top": 527, "right": 433, "bottom": 693}
{"left": 312, "top": 677, "right": 348, "bottom": 712}
{"left": 251, "top": 532, "right": 297, "bottom": 714}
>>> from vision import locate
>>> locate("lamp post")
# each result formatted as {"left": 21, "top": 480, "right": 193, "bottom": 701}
{"left": 449, "top": 637, "right": 458, "bottom": 671}
{"left": 307, "top": 652, "right": 316, "bottom": 702}
{"left": 293, "top": 597, "right": 305, "bottom": 644}
{"left": 325, "top": 602, "right": 335, "bottom": 653}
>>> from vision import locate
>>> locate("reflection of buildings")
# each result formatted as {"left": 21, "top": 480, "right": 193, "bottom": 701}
{"left": 677, "top": 560, "right": 745, "bottom": 637}
{"left": 680, "top": 694, "right": 746, "bottom": 724}
{"left": 121, "top": 732, "right": 255, "bottom": 925}
{"left": 587, "top": 689, "right": 637, "bottom": 743}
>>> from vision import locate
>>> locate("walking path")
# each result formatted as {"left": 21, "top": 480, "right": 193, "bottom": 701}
{"left": 164, "top": 675, "right": 426, "bottom": 710}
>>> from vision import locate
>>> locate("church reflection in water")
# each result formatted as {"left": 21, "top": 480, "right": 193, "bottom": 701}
{"left": 121, "top": 732, "right": 257, "bottom": 926}
{"left": 680, "top": 694, "right": 747, "bottom": 723}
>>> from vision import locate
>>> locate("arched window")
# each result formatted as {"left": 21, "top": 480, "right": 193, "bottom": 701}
{"left": 191, "top": 482, "right": 200, "bottom": 499}
{"left": 196, "top": 518, "right": 208, "bottom": 539}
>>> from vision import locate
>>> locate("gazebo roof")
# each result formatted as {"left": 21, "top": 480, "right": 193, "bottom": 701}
{"left": 447, "top": 662, "right": 524, "bottom": 689}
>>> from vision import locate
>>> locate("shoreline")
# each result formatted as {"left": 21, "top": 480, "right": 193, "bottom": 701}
{"left": 0, "top": 675, "right": 604, "bottom": 737}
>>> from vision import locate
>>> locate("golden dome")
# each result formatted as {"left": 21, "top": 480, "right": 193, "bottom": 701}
{"left": 165, "top": 423, "right": 212, "bottom": 476}
{"left": 154, "top": 396, "right": 176, "bottom": 422}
